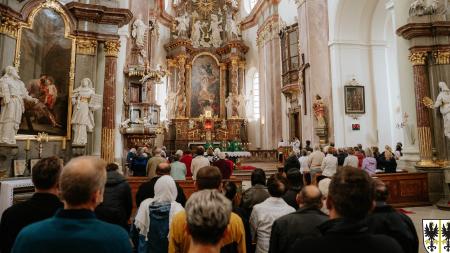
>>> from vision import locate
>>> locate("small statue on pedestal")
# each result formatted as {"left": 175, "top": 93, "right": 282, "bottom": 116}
{"left": 313, "top": 94, "right": 326, "bottom": 128}
{"left": 0, "top": 66, "right": 38, "bottom": 144}
{"left": 131, "top": 15, "right": 148, "bottom": 48}
{"left": 175, "top": 12, "right": 190, "bottom": 38}
{"left": 225, "top": 93, "right": 233, "bottom": 119}
{"left": 71, "top": 78, "right": 102, "bottom": 146}
{"left": 434, "top": 81, "right": 450, "bottom": 139}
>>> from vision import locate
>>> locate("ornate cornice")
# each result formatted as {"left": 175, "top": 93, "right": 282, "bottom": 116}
{"left": 397, "top": 21, "right": 450, "bottom": 40}
{"left": 104, "top": 40, "right": 120, "bottom": 57}
{"left": 66, "top": 2, "right": 133, "bottom": 27}
{"left": 433, "top": 50, "right": 450, "bottom": 65}
{"left": 0, "top": 16, "right": 20, "bottom": 38}
{"left": 76, "top": 37, "right": 97, "bottom": 55}
{"left": 241, "top": 0, "right": 270, "bottom": 30}
{"left": 409, "top": 51, "right": 428, "bottom": 66}
{"left": 164, "top": 38, "right": 193, "bottom": 52}
{"left": 256, "top": 15, "right": 280, "bottom": 46}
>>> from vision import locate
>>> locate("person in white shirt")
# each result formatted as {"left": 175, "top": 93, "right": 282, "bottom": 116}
{"left": 321, "top": 147, "right": 338, "bottom": 177}
{"left": 343, "top": 147, "right": 359, "bottom": 168}
{"left": 298, "top": 149, "right": 310, "bottom": 174}
{"left": 190, "top": 146, "right": 210, "bottom": 180}
{"left": 250, "top": 174, "right": 295, "bottom": 253}
{"left": 308, "top": 145, "right": 325, "bottom": 179}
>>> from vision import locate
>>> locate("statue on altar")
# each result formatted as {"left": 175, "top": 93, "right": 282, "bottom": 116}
{"left": 191, "top": 20, "right": 203, "bottom": 48}
{"left": 71, "top": 78, "right": 102, "bottom": 145}
{"left": 175, "top": 12, "right": 190, "bottom": 38}
{"left": 131, "top": 15, "right": 147, "bottom": 48}
{"left": 225, "top": 93, "right": 233, "bottom": 119}
{"left": 166, "top": 91, "right": 177, "bottom": 119}
{"left": 237, "top": 93, "right": 247, "bottom": 118}
{"left": 225, "top": 12, "right": 240, "bottom": 39}
{"left": 0, "top": 66, "right": 38, "bottom": 144}
{"left": 434, "top": 81, "right": 450, "bottom": 138}
{"left": 313, "top": 94, "right": 326, "bottom": 128}
{"left": 210, "top": 14, "right": 223, "bottom": 47}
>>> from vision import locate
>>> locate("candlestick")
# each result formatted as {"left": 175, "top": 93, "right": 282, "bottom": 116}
{"left": 62, "top": 138, "right": 67, "bottom": 150}
{"left": 25, "top": 139, "right": 31, "bottom": 151}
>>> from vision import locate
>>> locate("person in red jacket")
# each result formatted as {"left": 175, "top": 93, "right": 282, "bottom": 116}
{"left": 180, "top": 150, "right": 193, "bottom": 178}
{"left": 212, "top": 152, "right": 233, "bottom": 179}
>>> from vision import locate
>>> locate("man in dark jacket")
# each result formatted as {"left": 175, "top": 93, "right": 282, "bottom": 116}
{"left": 240, "top": 168, "right": 270, "bottom": 218}
{"left": 270, "top": 185, "right": 328, "bottom": 253}
{"left": 0, "top": 157, "right": 63, "bottom": 253}
{"left": 367, "top": 179, "right": 418, "bottom": 253}
{"left": 135, "top": 162, "right": 186, "bottom": 207}
{"left": 284, "top": 152, "right": 300, "bottom": 173}
{"left": 288, "top": 167, "right": 404, "bottom": 253}
{"left": 282, "top": 169, "right": 303, "bottom": 209}
{"left": 95, "top": 163, "right": 132, "bottom": 231}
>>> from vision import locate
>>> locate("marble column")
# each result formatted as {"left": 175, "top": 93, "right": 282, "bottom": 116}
{"left": 409, "top": 51, "right": 436, "bottom": 167}
{"left": 185, "top": 63, "right": 192, "bottom": 117}
{"left": 239, "top": 61, "right": 245, "bottom": 94}
{"left": 101, "top": 40, "right": 120, "bottom": 163}
{"left": 230, "top": 56, "right": 239, "bottom": 117}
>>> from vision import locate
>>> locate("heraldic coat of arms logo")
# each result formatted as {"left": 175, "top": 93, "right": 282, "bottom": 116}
{"left": 423, "top": 220, "right": 450, "bottom": 253}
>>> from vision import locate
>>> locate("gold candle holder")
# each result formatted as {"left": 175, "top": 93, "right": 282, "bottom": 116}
{"left": 25, "top": 139, "right": 31, "bottom": 151}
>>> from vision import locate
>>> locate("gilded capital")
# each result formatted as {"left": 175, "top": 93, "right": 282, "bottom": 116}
{"left": 76, "top": 38, "right": 98, "bottom": 56}
{"left": 167, "top": 59, "right": 178, "bottom": 68}
{"left": 220, "top": 63, "right": 227, "bottom": 70}
{"left": 0, "top": 17, "right": 20, "bottom": 38}
{"left": 239, "top": 61, "right": 246, "bottom": 69}
{"left": 177, "top": 54, "right": 187, "bottom": 64}
{"left": 104, "top": 40, "right": 120, "bottom": 57}
{"left": 433, "top": 50, "right": 450, "bottom": 65}
{"left": 409, "top": 51, "right": 428, "bottom": 66}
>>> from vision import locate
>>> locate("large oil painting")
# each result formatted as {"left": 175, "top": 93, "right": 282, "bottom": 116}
{"left": 190, "top": 55, "right": 220, "bottom": 117}
{"left": 17, "top": 8, "right": 72, "bottom": 137}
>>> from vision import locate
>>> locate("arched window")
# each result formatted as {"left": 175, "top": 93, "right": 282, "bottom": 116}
{"left": 252, "top": 72, "right": 260, "bottom": 119}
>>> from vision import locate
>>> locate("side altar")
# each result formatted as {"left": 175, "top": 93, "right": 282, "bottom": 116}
{"left": 162, "top": 0, "right": 249, "bottom": 151}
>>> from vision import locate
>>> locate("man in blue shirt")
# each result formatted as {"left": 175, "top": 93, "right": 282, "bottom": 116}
{"left": 12, "top": 156, "right": 132, "bottom": 253}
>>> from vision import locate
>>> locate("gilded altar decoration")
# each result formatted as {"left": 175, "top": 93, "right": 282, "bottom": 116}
{"left": 105, "top": 40, "right": 120, "bottom": 57}
{"left": 0, "top": 17, "right": 20, "bottom": 38}
{"left": 409, "top": 51, "right": 428, "bottom": 66}
{"left": 433, "top": 50, "right": 450, "bottom": 65}
{"left": 76, "top": 38, "right": 97, "bottom": 55}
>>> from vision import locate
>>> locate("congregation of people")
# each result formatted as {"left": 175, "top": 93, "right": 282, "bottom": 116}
{"left": 0, "top": 140, "right": 418, "bottom": 253}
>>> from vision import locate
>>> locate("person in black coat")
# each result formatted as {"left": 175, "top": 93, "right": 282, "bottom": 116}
{"left": 288, "top": 167, "right": 403, "bottom": 253}
{"left": 367, "top": 180, "right": 418, "bottom": 253}
{"left": 95, "top": 163, "right": 132, "bottom": 231}
{"left": 282, "top": 169, "right": 303, "bottom": 209}
{"left": 270, "top": 185, "right": 328, "bottom": 253}
{"left": 135, "top": 162, "right": 186, "bottom": 208}
{"left": 284, "top": 152, "right": 300, "bottom": 173}
{"left": 379, "top": 150, "right": 397, "bottom": 173}
{"left": 0, "top": 157, "right": 63, "bottom": 253}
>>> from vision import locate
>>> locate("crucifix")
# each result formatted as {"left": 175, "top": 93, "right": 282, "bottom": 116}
{"left": 299, "top": 53, "right": 310, "bottom": 115}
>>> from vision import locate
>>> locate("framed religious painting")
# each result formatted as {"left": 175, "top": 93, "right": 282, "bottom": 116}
{"left": 13, "top": 160, "right": 27, "bottom": 177}
{"left": 344, "top": 85, "right": 365, "bottom": 114}
{"left": 14, "top": 2, "right": 75, "bottom": 140}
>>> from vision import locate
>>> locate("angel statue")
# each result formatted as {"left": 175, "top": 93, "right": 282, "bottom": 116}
{"left": 434, "top": 81, "right": 450, "bottom": 138}
{"left": 191, "top": 20, "right": 203, "bottom": 48}
{"left": 0, "top": 66, "right": 38, "bottom": 144}
{"left": 71, "top": 78, "right": 102, "bottom": 145}
{"left": 312, "top": 94, "right": 326, "bottom": 128}
{"left": 175, "top": 12, "right": 190, "bottom": 38}
{"left": 131, "top": 15, "right": 147, "bottom": 48}
{"left": 226, "top": 13, "right": 240, "bottom": 39}
{"left": 225, "top": 93, "right": 233, "bottom": 119}
{"left": 210, "top": 14, "right": 223, "bottom": 47}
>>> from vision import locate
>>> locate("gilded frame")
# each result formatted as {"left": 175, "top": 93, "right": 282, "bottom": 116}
{"left": 13, "top": 0, "right": 75, "bottom": 141}
{"left": 188, "top": 52, "right": 224, "bottom": 119}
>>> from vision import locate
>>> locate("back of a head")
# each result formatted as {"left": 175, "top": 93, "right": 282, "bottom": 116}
{"left": 328, "top": 166, "right": 375, "bottom": 220}
{"left": 175, "top": 150, "right": 184, "bottom": 157}
{"left": 306, "top": 140, "right": 311, "bottom": 145}
{"left": 60, "top": 156, "right": 107, "bottom": 206}
{"left": 196, "top": 146, "right": 205, "bottom": 156}
{"left": 347, "top": 147, "right": 355, "bottom": 155}
{"left": 267, "top": 174, "right": 288, "bottom": 197}
{"left": 365, "top": 148, "right": 373, "bottom": 158}
{"left": 286, "top": 169, "right": 302, "bottom": 188}
{"left": 184, "top": 150, "right": 192, "bottom": 155}
{"left": 156, "top": 162, "right": 171, "bottom": 175}
{"left": 154, "top": 148, "right": 162, "bottom": 156}
{"left": 173, "top": 154, "right": 181, "bottom": 162}
{"left": 374, "top": 179, "right": 389, "bottom": 202}
{"left": 218, "top": 152, "right": 226, "bottom": 160}
{"left": 314, "top": 144, "right": 320, "bottom": 151}
{"left": 186, "top": 190, "right": 232, "bottom": 246}
{"left": 106, "top": 163, "right": 119, "bottom": 171}
{"left": 196, "top": 166, "right": 222, "bottom": 190}
{"left": 223, "top": 181, "right": 237, "bottom": 201}
{"left": 251, "top": 168, "right": 266, "bottom": 186}
{"left": 32, "top": 156, "right": 62, "bottom": 190}
{"left": 300, "top": 185, "right": 323, "bottom": 208}
{"left": 301, "top": 149, "right": 307, "bottom": 156}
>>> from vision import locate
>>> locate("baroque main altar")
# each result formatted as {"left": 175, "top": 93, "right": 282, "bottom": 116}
{"left": 163, "top": 0, "right": 249, "bottom": 151}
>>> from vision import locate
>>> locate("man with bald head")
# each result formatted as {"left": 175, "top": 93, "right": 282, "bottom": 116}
{"left": 269, "top": 185, "right": 328, "bottom": 253}
{"left": 11, "top": 156, "right": 132, "bottom": 253}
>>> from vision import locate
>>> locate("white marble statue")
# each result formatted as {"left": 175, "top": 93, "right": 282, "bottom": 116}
{"left": 434, "top": 81, "right": 450, "bottom": 138}
{"left": 191, "top": 20, "right": 203, "bottom": 48}
{"left": 409, "top": 0, "right": 439, "bottom": 16}
{"left": 225, "top": 92, "right": 233, "bottom": 119}
{"left": 166, "top": 91, "right": 177, "bottom": 119}
{"left": 231, "top": 0, "right": 238, "bottom": 8}
{"left": 131, "top": 16, "right": 148, "bottom": 48}
{"left": 0, "top": 66, "right": 38, "bottom": 144}
{"left": 226, "top": 13, "right": 240, "bottom": 39}
{"left": 237, "top": 93, "right": 246, "bottom": 118}
{"left": 71, "top": 78, "right": 101, "bottom": 145}
{"left": 210, "top": 14, "right": 223, "bottom": 47}
{"left": 175, "top": 13, "right": 190, "bottom": 38}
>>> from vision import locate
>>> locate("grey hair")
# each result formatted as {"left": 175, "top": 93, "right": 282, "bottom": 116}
{"left": 314, "top": 144, "right": 320, "bottom": 151}
{"left": 185, "top": 189, "right": 232, "bottom": 245}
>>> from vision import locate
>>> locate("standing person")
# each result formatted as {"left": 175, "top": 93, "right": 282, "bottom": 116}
{"left": 298, "top": 149, "right": 310, "bottom": 184}
{"left": 343, "top": 147, "right": 358, "bottom": 168}
{"left": 170, "top": 154, "right": 187, "bottom": 180}
{"left": 212, "top": 152, "right": 233, "bottom": 179}
{"left": 131, "top": 147, "right": 149, "bottom": 176}
{"left": 308, "top": 145, "right": 325, "bottom": 180}
{"left": 126, "top": 148, "right": 137, "bottom": 168}
{"left": 395, "top": 142, "right": 403, "bottom": 160}
{"left": 270, "top": 186, "right": 328, "bottom": 253}
{"left": 180, "top": 150, "right": 193, "bottom": 178}
{"left": 282, "top": 169, "right": 303, "bottom": 209}
{"left": 284, "top": 151, "right": 300, "bottom": 173}
{"left": 336, "top": 148, "right": 347, "bottom": 166}
{"left": 288, "top": 167, "right": 403, "bottom": 253}
{"left": 95, "top": 163, "right": 132, "bottom": 231}
{"left": 304, "top": 140, "right": 313, "bottom": 152}
{"left": 362, "top": 148, "right": 377, "bottom": 175}
{"left": 241, "top": 169, "right": 270, "bottom": 217}
{"left": 321, "top": 147, "right": 338, "bottom": 177}
{"left": 134, "top": 175, "right": 184, "bottom": 253}
{"left": 185, "top": 190, "right": 232, "bottom": 253}
{"left": 0, "top": 157, "right": 63, "bottom": 253}
{"left": 379, "top": 146, "right": 397, "bottom": 173}
{"left": 11, "top": 156, "right": 132, "bottom": 253}
{"left": 147, "top": 148, "right": 167, "bottom": 179}
{"left": 190, "top": 146, "right": 210, "bottom": 180}
{"left": 250, "top": 175, "right": 295, "bottom": 253}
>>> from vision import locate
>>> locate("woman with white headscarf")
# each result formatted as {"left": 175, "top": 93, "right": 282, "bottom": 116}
{"left": 134, "top": 175, "right": 184, "bottom": 253}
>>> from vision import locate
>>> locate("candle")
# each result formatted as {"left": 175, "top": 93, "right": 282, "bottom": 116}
{"left": 62, "top": 138, "right": 66, "bottom": 150}
{"left": 25, "top": 139, "right": 31, "bottom": 151}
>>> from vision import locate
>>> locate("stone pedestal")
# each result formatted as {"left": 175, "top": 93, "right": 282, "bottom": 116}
{"left": 315, "top": 127, "right": 328, "bottom": 145}
{"left": 436, "top": 167, "right": 450, "bottom": 210}
{"left": 417, "top": 168, "right": 445, "bottom": 205}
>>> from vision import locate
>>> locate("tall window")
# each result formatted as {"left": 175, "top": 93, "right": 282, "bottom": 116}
{"left": 280, "top": 23, "right": 299, "bottom": 86}
{"left": 252, "top": 72, "right": 260, "bottom": 119}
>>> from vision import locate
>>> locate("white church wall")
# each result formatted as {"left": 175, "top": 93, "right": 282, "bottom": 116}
{"left": 278, "top": 0, "right": 298, "bottom": 26}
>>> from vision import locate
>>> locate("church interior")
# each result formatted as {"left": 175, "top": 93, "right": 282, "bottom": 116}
{"left": 0, "top": 0, "right": 450, "bottom": 252}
